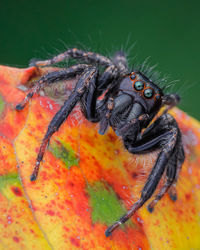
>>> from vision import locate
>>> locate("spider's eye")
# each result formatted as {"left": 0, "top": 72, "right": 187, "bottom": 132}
{"left": 130, "top": 73, "right": 136, "bottom": 80}
{"left": 134, "top": 81, "right": 144, "bottom": 91}
{"left": 155, "top": 94, "right": 160, "bottom": 100}
{"left": 144, "top": 88, "right": 154, "bottom": 99}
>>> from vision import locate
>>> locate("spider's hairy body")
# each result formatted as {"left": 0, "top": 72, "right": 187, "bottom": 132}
{"left": 16, "top": 48, "right": 185, "bottom": 237}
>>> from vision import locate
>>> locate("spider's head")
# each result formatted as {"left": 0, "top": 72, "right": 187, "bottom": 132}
{"left": 118, "top": 71, "right": 163, "bottom": 113}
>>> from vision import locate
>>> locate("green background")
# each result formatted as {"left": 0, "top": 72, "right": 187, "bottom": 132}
{"left": 0, "top": 0, "right": 199, "bottom": 120}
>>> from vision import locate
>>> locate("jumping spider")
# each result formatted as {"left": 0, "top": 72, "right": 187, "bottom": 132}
{"left": 16, "top": 48, "right": 185, "bottom": 236}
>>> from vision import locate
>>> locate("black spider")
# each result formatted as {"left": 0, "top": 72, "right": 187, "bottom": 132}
{"left": 16, "top": 48, "right": 185, "bottom": 237}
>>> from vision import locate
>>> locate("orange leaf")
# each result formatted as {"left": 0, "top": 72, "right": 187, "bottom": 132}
{"left": 0, "top": 65, "right": 200, "bottom": 249}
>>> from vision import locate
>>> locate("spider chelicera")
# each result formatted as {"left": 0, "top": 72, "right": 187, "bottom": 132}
{"left": 16, "top": 48, "right": 185, "bottom": 236}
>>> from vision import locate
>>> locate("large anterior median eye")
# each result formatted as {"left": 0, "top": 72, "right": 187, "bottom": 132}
{"left": 134, "top": 81, "right": 144, "bottom": 91}
{"left": 144, "top": 88, "right": 154, "bottom": 98}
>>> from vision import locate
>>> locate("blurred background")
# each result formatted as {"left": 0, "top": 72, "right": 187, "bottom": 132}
{"left": 0, "top": 0, "right": 200, "bottom": 120}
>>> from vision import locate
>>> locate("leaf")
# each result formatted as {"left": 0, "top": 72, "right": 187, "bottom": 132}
{"left": 0, "top": 65, "right": 200, "bottom": 249}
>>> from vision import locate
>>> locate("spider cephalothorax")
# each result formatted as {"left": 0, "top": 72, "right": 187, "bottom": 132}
{"left": 16, "top": 48, "right": 185, "bottom": 236}
{"left": 100, "top": 71, "right": 164, "bottom": 134}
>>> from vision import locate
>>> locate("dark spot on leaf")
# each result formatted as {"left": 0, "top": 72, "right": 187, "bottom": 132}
{"left": 46, "top": 210, "right": 55, "bottom": 216}
{"left": 185, "top": 193, "right": 191, "bottom": 200}
{"left": 0, "top": 173, "right": 20, "bottom": 196}
{"left": 132, "top": 172, "right": 138, "bottom": 179}
{"left": 107, "top": 133, "right": 117, "bottom": 142}
{"left": 70, "top": 237, "right": 80, "bottom": 247}
{"left": 69, "top": 181, "right": 74, "bottom": 187}
{"left": 13, "top": 236, "right": 20, "bottom": 243}
{"left": 11, "top": 187, "right": 23, "bottom": 197}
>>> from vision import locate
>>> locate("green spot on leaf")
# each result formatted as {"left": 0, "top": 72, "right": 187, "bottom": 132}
{"left": 0, "top": 173, "right": 21, "bottom": 198}
{"left": 49, "top": 139, "right": 78, "bottom": 169}
{"left": 0, "top": 173, "right": 19, "bottom": 190}
{"left": 87, "top": 182, "right": 133, "bottom": 227}
{"left": 0, "top": 94, "right": 5, "bottom": 116}
{"left": 189, "top": 151, "right": 197, "bottom": 162}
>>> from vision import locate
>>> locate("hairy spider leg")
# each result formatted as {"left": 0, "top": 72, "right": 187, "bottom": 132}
{"left": 30, "top": 67, "right": 98, "bottom": 181}
{"left": 82, "top": 65, "right": 118, "bottom": 121}
{"left": 112, "top": 51, "right": 129, "bottom": 74}
{"left": 98, "top": 96, "right": 114, "bottom": 134}
{"left": 151, "top": 93, "right": 184, "bottom": 201}
{"left": 16, "top": 64, "right": 89, "bottom": 110}
{"left": 147, "top": 148, "right": 178, "bottom": 212}
{"left": 97, "top": 65, "right": 119, "bottom": 94}
{"left": 168, "top": 144, "right": 185, "bottom": 201}
{"left": 31, "top": 48, "right": 113, "bottom": 68}
{"left": 162, "top": 93, "right": 181, "bottom": 114}
{"left": 127, "top": 113, "right": 184, "bottom": 202}
{"left": 105, "top": 113, "right": 184, "bottom": 236}
{"left": 148, "top": 131, "right": 184, "bottom": 211}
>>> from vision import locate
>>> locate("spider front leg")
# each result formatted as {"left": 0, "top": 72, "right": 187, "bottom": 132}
{"left": 30, "top": 67, "right": 98, "bottom": 181}
{"left": 81, "top": 64, "right": 118, "bottom": 122}
{"left": 16, "top": 64, "right": 89, "bottom": 110}
{"left": 105, "top": 113, "right": 184, "bottom": 236}
{"left": 30, "top": 48, "right": 113, "bottom": 68}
